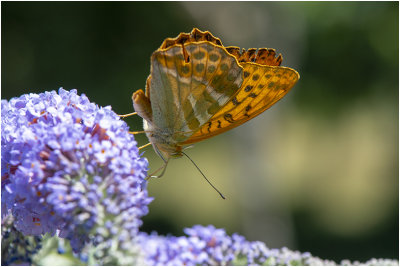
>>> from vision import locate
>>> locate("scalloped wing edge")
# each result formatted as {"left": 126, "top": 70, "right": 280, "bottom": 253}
{"left": 156, "top": 28, "right": 283, "bottom": 67}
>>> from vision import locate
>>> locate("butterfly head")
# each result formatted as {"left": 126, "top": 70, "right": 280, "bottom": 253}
{"left": 144, "top": 122, "right": 184, "bottom": 160}
{"left": 152, "top": 141, "right": 183, "bottom": 162}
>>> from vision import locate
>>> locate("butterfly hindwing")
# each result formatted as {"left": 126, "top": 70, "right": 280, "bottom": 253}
{"left": 149, "top": 42, "right": 244, "bottom": 142}
{"left": 182, "top": 62, "right": 299, "bottom": 144}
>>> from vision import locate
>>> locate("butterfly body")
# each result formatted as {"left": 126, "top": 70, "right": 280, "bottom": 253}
{"left": 133, "top": 89, "right": 184, "bottom": 161}
{"left": 132, "top": 28, "right": 299, "bottom": 164}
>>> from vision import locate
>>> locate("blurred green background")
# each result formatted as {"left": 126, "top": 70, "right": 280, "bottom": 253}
{"left": 2, "top": 1, "right": 398, "bottom": 263}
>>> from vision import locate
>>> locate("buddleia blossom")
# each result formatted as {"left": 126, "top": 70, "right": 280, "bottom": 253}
{"left": 138, "top": 225, "right": 399, "bottom": 266}
{"left": 1, "top": 88, "right": 151, "bottom": 264}
{"left": 138, "top": 225, "right": 235, "bottom": 265}
{"left": 2, "top": 89, "right": 398, "bottom": 266}
{"left": 137, "top": 224, "right": 316, "bottom": 265}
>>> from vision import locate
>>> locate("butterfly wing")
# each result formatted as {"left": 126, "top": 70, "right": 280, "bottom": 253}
{"left": 181, "top": 62, "right": 299, "bottom": 145}
{"left": 149, "top": 42, "right": 244, "bottom": 142}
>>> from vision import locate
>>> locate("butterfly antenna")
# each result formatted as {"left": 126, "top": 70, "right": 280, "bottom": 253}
{"left": 182, "top": 151, "right": 226, "bottom": 200}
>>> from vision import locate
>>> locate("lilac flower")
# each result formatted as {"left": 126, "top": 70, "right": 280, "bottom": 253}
{"left": 138, "top": 225, "right": 399, "bottom": 266}
{"left": 1, "top": 88, "right": 151, "bottom": 263}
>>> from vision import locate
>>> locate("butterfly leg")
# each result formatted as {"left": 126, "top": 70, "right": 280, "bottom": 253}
{"left": 139, "top": 142, "right": 152, "bottom": 150}
{"left": 146, "top": 159, "right": 170, "bottom": 180}
{"left": 117, "top": 112, "right": 138, "bottom": 118}
{"left": 129, "top": 131, "right": 147, "bottom": 135}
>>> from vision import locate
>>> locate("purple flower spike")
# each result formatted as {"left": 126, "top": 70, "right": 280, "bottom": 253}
{"left": 139, "top": 225, "right": 243, "bottom": 265}
{"left": 1, "top": 88, "right": 152, "bottom": 262}
{"left": 138, "top": 225, "right": 399, "bottom": 266}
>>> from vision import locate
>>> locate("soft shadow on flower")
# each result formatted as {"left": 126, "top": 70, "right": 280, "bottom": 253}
{"left": 1, "top": 88, "right": 152, "bottom": 264}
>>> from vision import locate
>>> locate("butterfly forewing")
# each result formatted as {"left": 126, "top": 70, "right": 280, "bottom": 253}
{"left": 149, "top": 42, "right": 243, "bottom": 142}
{"left": 182, "top": 63, "right": 299, "bottom": 144}
{"left": 133, "top": 28, "right": 299, "bottom": 161}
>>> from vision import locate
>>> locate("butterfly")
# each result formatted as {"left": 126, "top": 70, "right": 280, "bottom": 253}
{"left": 130, "top": 28, "right": 299, "bottom": 189}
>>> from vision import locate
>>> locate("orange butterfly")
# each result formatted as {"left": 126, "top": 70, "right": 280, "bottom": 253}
{"left": 128, "top": 28, "right": 299, "bottom": 195}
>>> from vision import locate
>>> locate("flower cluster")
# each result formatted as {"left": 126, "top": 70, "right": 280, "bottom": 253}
{"left": 2, "top": 89, "right": 398, "bottom": 266}
{"left": 138, "top": 225, "right": 237, "bottom": 265}
{"left": 138, "top": 225, "right": 399, "bottom": 266}
{"left": 138, "top": 225, "right": 315, "bottom": 265}
{"left": 1, "top": 88, "right": 151, "bottom": 263}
